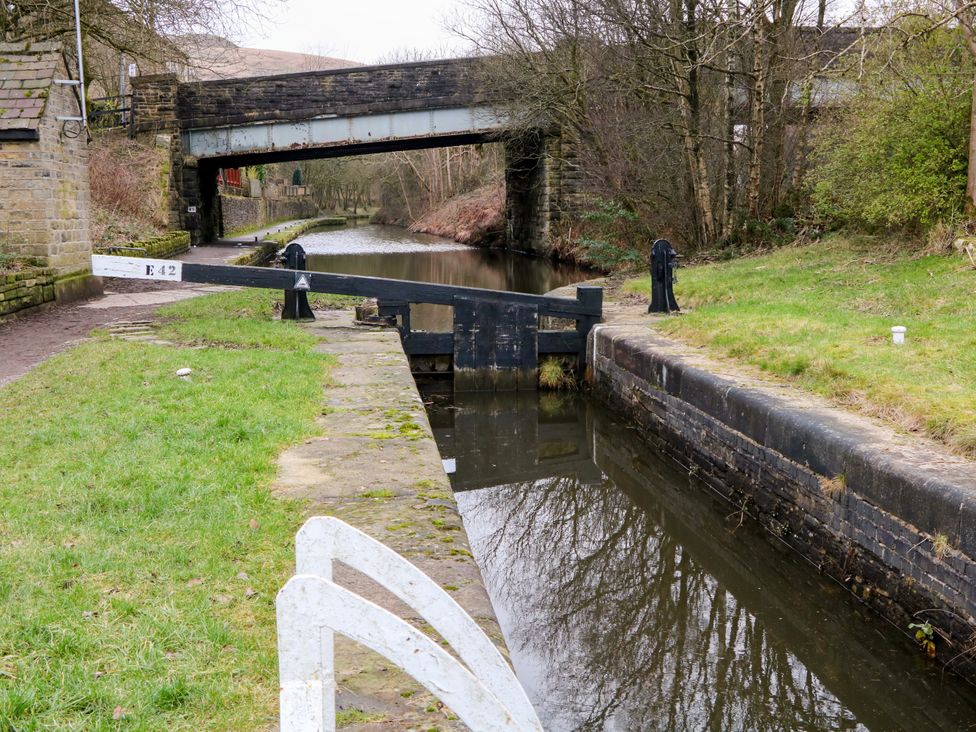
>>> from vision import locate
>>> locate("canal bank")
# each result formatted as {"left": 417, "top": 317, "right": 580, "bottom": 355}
{"left": 584, "top": 288, "right": 976, "bottom": 680}
{"left": 276, "top": 310, "right": 507, "bottom": 730}
{"left": 261, "top": 221, "right": 976, "bottom": 727}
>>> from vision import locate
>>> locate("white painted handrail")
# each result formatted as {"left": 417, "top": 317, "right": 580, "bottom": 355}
{"left": 278, "top": 516, "right": 543, "bottom": 731}
{"left": 279, "top": 575, "right": 528, "bottom": 732}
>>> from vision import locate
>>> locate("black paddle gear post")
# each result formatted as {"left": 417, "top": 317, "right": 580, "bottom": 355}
{"left": 648, "top": 239, "right": 680, "bottom": 314}
{"left": 281, "top": 242, "right": 315, "bottom": 321}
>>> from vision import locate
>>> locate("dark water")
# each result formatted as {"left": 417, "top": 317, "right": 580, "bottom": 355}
{"left": 294, "top": 222, "right": 976, "bottom": 730}
{"left": 422, "top": 387, "right": 976, "bottom": 732}
{"left": 297, "top": 223, "right": 591, "bottom": 330}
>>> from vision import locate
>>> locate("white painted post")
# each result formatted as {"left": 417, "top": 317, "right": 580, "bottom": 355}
{"left": 279, "top": 521, "right": 335, "bottom": 730}
{"left": 294, "top": 516, "right": 541, "bottom": 729}
{"left": 277, "top": 568, "right": 334, "bottom": 732}
{"left": 277, "top": 575, "right": 529, "bottom": 732}
{"left": 892, "top": 325, "right": 907, "bottom": 345}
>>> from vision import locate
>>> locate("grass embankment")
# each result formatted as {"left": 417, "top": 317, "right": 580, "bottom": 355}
{"left": 625, "top": 235, "right": 976, "bottom": 456}
{"left": 0, "top": 290, "right": 339, "bottom": 730}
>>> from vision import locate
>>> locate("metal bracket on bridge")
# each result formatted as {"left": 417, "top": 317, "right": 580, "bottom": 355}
{"left": 277, "top": 516, "right": 543, "bottom": 731}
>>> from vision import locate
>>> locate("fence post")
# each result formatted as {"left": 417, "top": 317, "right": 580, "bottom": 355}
{"left": 575, "top": 285, "right": 603, "bottom": 376}
{"left": 278, "top": 575, "right": 530, "bottom": 732}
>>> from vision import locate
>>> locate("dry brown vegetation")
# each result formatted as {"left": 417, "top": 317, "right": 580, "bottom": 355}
{"left": 88, "top": 133, "right": 167, "bottom": 248}
{"left": 409, "top": 181, "right": 505, "bottom": 246}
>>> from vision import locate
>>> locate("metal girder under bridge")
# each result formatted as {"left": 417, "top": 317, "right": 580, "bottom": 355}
{"left": 183, "top": 106, "right": 508, "bottom": 159}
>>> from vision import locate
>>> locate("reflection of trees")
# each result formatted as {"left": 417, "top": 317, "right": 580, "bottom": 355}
{"left": 467, "top": 472, "right": 865, "bottom": 732}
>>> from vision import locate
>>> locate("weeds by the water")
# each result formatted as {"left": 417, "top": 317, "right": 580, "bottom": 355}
{"left": 539, "top": 357, "right": 577, "bottom": 391}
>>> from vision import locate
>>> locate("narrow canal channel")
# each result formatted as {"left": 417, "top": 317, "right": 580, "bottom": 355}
{"left": 295, "top": 223, "right": 976, "bottom": 731}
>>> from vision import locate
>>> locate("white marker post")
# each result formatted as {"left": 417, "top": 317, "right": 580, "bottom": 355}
{"left": 91, "top": 255, "right": 183, "bottom": 282}
{"left": 892, "top": 326, "right": 907, "bottom": 345}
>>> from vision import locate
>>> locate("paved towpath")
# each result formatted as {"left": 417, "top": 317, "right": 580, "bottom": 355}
{"left": 0, "top": 245, "right": 245, "bottom": 388}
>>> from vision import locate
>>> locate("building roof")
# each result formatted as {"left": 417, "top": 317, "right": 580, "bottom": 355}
{"left": 0, "top": 41, "right": 62, "bottom": 140}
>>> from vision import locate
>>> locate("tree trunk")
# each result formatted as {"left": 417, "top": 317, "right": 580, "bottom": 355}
{"left": 747, "top": 13, "right": 767, "bottom": 220}
{"left": 722, "top": 35, "right": 737, "bottom": 241}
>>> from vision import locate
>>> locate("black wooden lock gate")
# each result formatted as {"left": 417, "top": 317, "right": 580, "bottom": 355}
{"left": 91, "top": 245, "right": 603, "bottom": 393}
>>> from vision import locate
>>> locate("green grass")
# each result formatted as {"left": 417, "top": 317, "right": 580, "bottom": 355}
{"left": 0, "top": 290, "right": 336, "bottom": 730}
{"left": 624, "top": 235, "right": 976, "bottom": 456}
{"left": 157, "top": 288, "right": 358, "bottom": 349}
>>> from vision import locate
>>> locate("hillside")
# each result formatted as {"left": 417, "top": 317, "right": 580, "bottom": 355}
{"left": 174, "top": 35, "right": 361, "bottom": 81}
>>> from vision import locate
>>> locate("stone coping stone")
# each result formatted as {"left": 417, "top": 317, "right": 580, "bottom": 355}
{"left": 593, "top": 324, "right": 976, "bottom": 556}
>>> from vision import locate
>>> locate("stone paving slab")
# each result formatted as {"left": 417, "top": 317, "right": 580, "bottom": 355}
{"left": 271, "top": 312, "right": 506, "bottom": 731}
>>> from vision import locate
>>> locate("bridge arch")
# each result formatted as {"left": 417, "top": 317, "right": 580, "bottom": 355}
{"left": 130, "top": 58, "right": 587, "bottom": 254}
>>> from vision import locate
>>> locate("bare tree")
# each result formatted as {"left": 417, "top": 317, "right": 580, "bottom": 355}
{"left": 460, "top": 0, "right": 860, "bottom": 251}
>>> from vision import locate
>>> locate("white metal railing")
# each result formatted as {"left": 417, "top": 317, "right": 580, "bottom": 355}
{"left": 277, "top": 516, "right": 543, "bottom": 732}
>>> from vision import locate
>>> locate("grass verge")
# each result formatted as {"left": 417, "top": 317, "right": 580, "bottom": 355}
{"left": 625, "top": 235, "right": 976, "bottom": 456}
{"left": 0, "top": 290, "right": 336, "bottom": 730}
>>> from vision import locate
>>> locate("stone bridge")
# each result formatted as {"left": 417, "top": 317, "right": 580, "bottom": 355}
{"left": 131, "top": 58, "right": 585, "bottom": 251}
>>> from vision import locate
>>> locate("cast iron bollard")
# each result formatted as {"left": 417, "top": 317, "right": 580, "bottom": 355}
{"left": 648, "top": 238, "right": 680, "bottom": 314}
{"left": 281, "top": 242, "right": 315, "bottom": 321}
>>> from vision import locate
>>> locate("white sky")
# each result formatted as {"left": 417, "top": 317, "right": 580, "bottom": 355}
{"left": 239, "top": 0, "right": 474, "bottom": 65}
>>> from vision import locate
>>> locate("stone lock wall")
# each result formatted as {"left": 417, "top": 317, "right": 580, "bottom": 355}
{"left": 589, "top": 326, "right": 976, "bottom": 680}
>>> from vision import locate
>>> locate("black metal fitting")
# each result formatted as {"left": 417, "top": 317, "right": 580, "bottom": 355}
{"left": 648, "top": 238, "right": 680, "bottom": 314}
{"left": 280, "top": 242, "right": 315, "bottom": 321}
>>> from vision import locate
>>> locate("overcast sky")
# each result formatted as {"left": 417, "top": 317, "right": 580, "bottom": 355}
{"left": 239, "top": 0, "right": 474, "bottom": 65}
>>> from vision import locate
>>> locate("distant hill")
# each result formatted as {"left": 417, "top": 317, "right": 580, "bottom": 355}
{"left": 173, "top": 35, "right": 361, "bottom": 81}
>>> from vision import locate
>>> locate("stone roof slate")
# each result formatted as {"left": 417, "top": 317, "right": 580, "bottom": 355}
{"left": 0, "top": 42, "right": 63, "bottom": 137}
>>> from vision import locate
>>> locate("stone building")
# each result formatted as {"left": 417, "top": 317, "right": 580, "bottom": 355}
{"left": 0, "top": 41, "right": 100, "bottom": 303}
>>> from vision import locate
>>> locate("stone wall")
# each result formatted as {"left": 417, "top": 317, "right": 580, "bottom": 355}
{"left": 94, "top": 231, "right": 190, "bottom": 258}
{"left": 505, "top": 132, "right": 588, "bottom": 255}
{"left": 220, "top": 195, "right": 318, "bottom": 236}
{"left": 589, "top": 325, "right": 976, "bottom": 679}
{"left": 177, "top": 58, "right": 491, "bottom": 130}
{"left": 0, "top": 265, "right": 56, "bottom": 317}
{"left": 0, "top": 42, "right": 99, "bottom": 301}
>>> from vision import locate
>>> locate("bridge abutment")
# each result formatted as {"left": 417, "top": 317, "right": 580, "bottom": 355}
{"left": 131, "top": 74, "right": 210, "bottom": 245}
{"left": 505, "top": 132, "right": 587, "bottom": 256}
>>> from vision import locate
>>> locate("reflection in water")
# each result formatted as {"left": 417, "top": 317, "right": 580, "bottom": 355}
{"left": 297, "top": 223, "right": 592, "bottom": 331}
{"left": 423, "top": 386, "right": 976, "bottom": 732}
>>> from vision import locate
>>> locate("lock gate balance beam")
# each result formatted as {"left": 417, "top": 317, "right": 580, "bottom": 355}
{"left": 90, "top": 255, "right": 603, "bottom": 391}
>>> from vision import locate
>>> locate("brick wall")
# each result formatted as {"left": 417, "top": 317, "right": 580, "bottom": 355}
{"left": 589, "top": 325, "right": 976, "bottom": 680}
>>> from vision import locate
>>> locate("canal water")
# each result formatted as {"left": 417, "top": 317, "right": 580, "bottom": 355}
{"left": 294, "top": 223, "right": 976, "bottom": 731}
{"left": 300, "top": 223, "right": 590, "bottom": 331}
